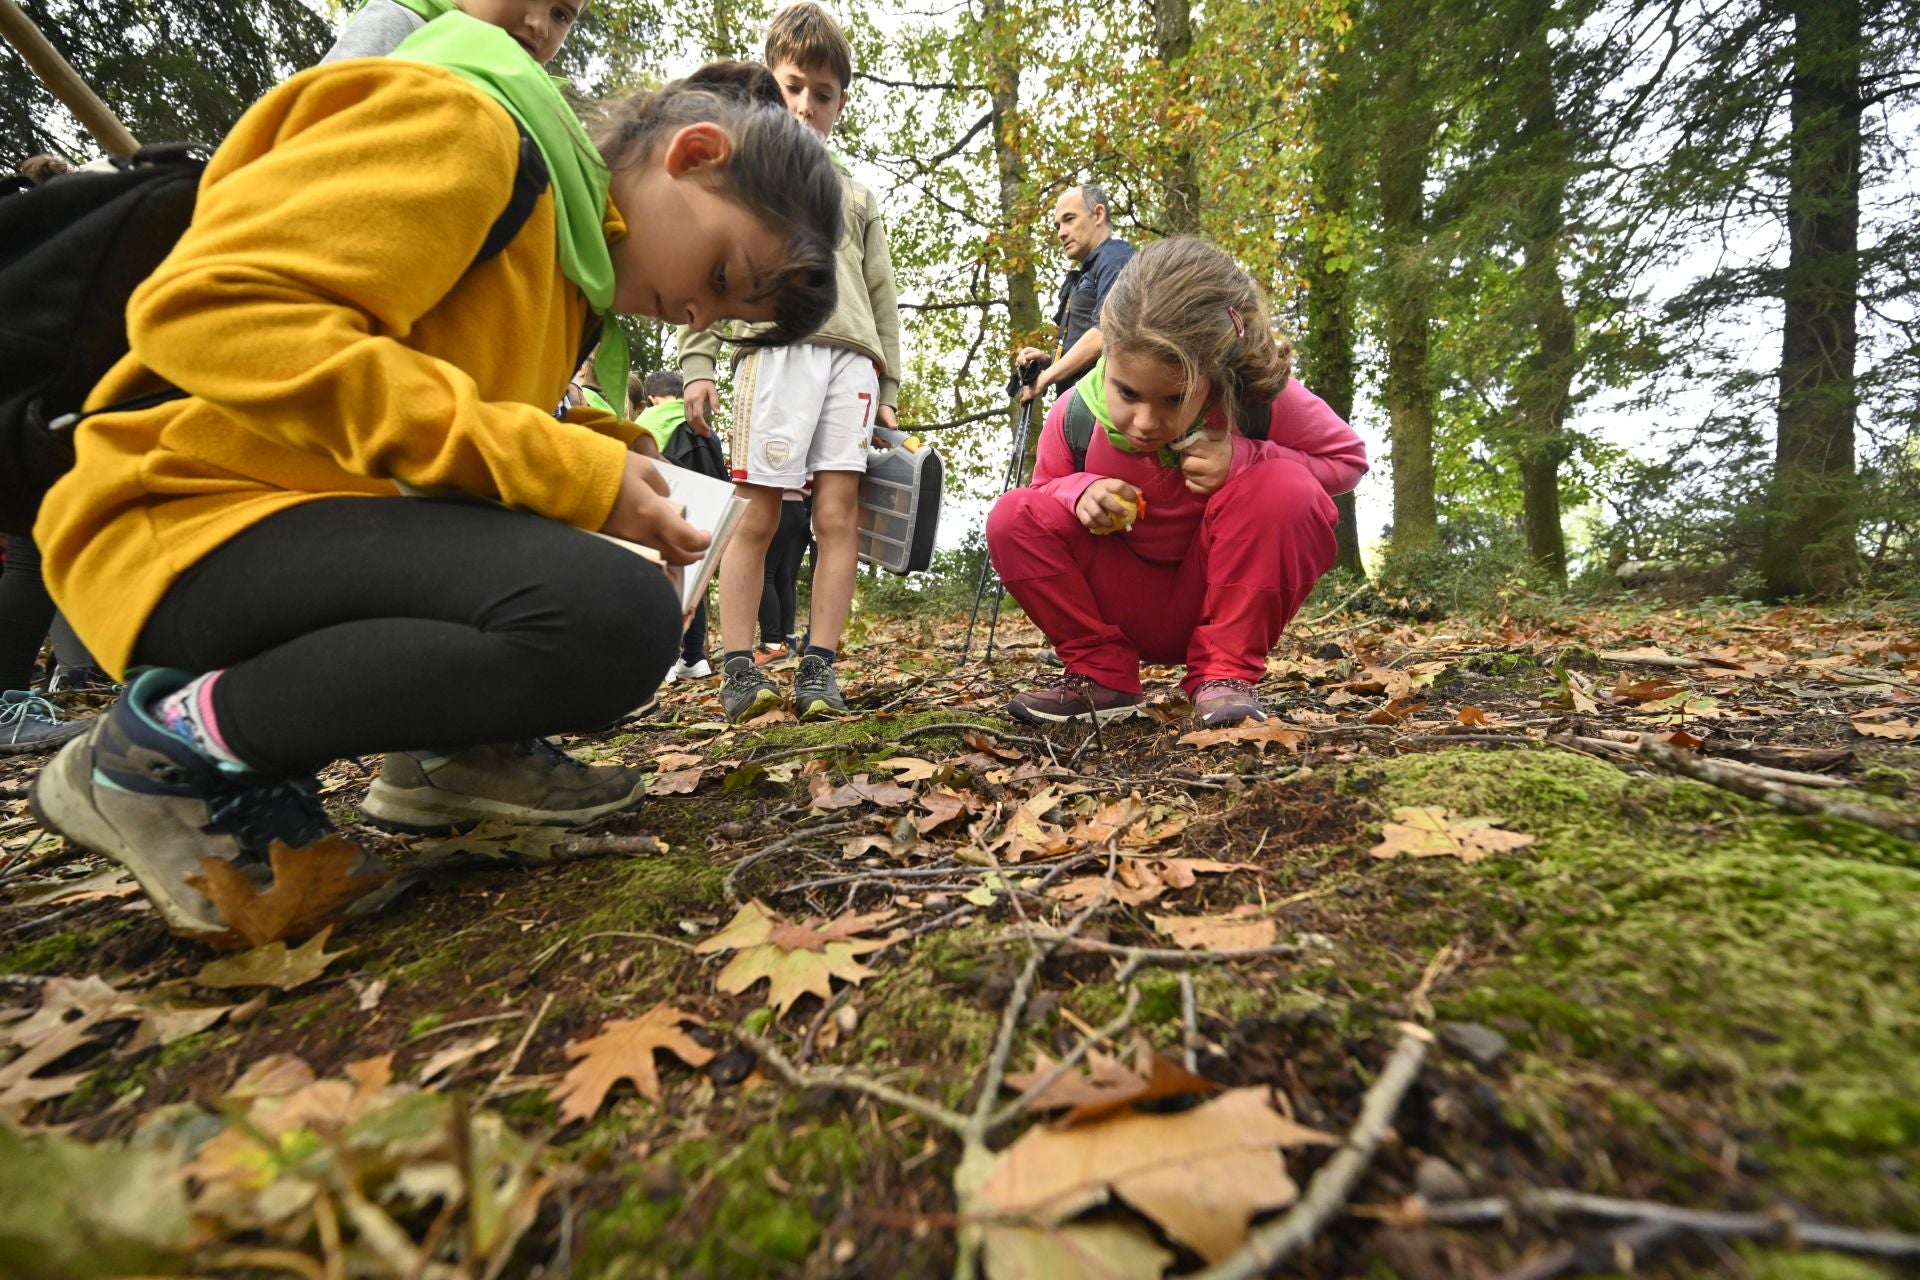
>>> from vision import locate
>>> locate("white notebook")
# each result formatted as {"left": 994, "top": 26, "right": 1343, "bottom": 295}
{"left": 595, "top": 457, "right": 748, "bottom": 625}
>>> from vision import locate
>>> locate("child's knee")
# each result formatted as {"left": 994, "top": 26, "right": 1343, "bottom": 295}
{"left": 1232, "top": 460, "right": 1337, "bottom": 531}
{"left": 986, "top": 487, "right": 1072, "bottom": 547}
{"left": 549, "top": 555, "right": 679, "bottom": 719}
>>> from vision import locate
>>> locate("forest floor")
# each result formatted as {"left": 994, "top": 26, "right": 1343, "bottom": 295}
{"left": 1, "top": 593, "right": 1917, "bottom": 1279}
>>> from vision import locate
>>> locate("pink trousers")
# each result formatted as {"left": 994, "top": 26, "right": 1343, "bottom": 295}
{"left": 985, "top": 459, "right": 1338, "bottom": 696}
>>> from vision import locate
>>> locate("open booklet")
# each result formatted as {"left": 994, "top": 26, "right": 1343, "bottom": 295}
{"left": 592, "top": 457, "right": 748, "bottom": 630}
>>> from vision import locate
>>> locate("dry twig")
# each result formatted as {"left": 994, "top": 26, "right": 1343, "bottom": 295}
{"left": 1632, "top": 737, "right": 1919, "bottom": 843}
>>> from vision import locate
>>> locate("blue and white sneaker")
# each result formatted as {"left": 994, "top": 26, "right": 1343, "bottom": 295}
{"left": 0, "top": 689, "right": 88, "bottom": 755}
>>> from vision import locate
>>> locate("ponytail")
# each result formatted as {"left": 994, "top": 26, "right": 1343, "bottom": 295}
{"left": 1099, "top": 237, "right": 1293, "bottom": 428}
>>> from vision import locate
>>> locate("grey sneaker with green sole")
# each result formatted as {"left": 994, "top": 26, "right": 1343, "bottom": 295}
{"left": 721, "top": 660, "right": 783, "bottom": 724}
{"left": 29, "top": 669, "right": 346, "bottom": 939}
{"left": 360, "top": 739, "right": 647, "bottom": 834}
{"left": 792, "top": 654, "right": 848, "bottom": 720}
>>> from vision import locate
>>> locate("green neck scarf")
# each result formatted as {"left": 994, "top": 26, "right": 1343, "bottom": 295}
{"left": 390, "top": 12, "right": 628, "bottom": 402}
{"left": 1074, "top": 358, "right": 1206, "bottom": 467}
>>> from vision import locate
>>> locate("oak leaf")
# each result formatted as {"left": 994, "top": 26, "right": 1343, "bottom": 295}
{"left": 549, "top": 1004, "right": 714, "bottom": 1122}
{"left": 193, "top": 928, "right": 350, "bottom": 991}
{"left": 416, "top": 820, "right": 566, "bottom": 864}
{"left": 1370, "top": 807, "right": 1535, "bottom": 863}
{"left": 874, "top": 756, "right": 940, "bottom": 782}
{"left": 808, "top": 773, "right": 917, "bottom": 812}
{"left": 976, "top": 1087, "right": 1337, "bottom": 1264}
{"left": 1003, "top": 1037, "right": 1218, "bottom": 1126}
{"left": 961, "top": 730, "right": 1025, "bottom": 760}
{"left": 191, "top": 836, "right": 392, "bottom": 949}
{"left": 1150, "top": 906, "right": 1279, "bottom": 952}
{"left": 1178, "top": 722, "right": 1308, "bottom": 753}
{"left": 1047, "top": 856, "right": 1249, "bottom": 909}
{"left": 915, "top": 786, "right": 976, "bottom": 834}
{"left": 650, "top": 767, "right": 706, "bottom": 795}
{"left": 694, "top": 902, "right": 897, "bottom": 1016}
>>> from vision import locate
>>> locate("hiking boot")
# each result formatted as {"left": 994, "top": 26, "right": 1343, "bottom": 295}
{"left": 359, "top": 739, "right": 646, "bottom": 834}
{"left": 667, "top": 657, "right": 712, "bottom": 683}
{"left": 1192, "top": 678, "right": 1267, "bottom": 728}
{"left": 1007, "top": 673, "right": 1141, "bottom": 725}
{"left": 28, "top": 668, "right": 340, "bottom": 939}
{"left": 721, "top": 659, "right": 782, "bottom": 724}
{"left": 791, "top": 654, "right": 848, "bottom": 720}
{"left": 1, "top": 689, "right": 89, "bottom": 755}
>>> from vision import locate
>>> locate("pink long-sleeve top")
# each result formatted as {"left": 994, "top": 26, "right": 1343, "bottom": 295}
{"left": 1027, "top": 378, "right": 1369, "bottom": 566}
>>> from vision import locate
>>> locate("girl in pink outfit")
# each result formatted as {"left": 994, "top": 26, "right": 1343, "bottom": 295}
{"left": 986, "top": 237, "right": 1368, "bottom": 728}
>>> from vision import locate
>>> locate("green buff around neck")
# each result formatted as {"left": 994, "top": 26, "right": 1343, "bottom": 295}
{"left": 389, "top": 12, "right": 629, "bottom": 400}
{"left": 1073, "top": 358, "right": 1205, "bottom": 467}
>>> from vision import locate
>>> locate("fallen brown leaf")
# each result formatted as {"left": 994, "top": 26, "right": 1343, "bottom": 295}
{"left": 1002, "top": 1037, "right": 1218, "bottom": 1126}
{"left": 874, "top": 756, "right": 940, "bottom": 782}
{"left": 1047, "top": 856, "right": 1249, "bottom": 909}
{"left": 808, "top": 773, "right": 917, "bottom": 811}
{"left": 651, "top": 767, "right": 706, "bottom": 795}
{"left": 549, "top": 1004, "right": 715, "bottom": 1122}
{"left": 915, "top": 786, "right": 976, "bottom": 834}
{"left": 976, "top": 1087, "right": 1337, "bottom": 1264}
{"left": 192, "top": 836, "right": 392, "bottom": 949}
{"left": 694, "top": 902, "right": 897, "bottom": 1016}
{"left": 193, "top": 928, "right": 350, "bottom": 991}
{"left": 1456, "top": 706, "right": 1490, "bottom": 728}
{"left": 1150, "top": 906, "right": 1278, "bottom": 952}
{"left": 1370, "top": 807, "right": 1536, "bottom": 863}
{"left": 1177, "top": 722, "right": 1308, "bottom": 753}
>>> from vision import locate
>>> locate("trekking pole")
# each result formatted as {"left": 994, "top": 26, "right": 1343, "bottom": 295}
{"left": 962, "top": 358, "right": 1044, "bottom": 662}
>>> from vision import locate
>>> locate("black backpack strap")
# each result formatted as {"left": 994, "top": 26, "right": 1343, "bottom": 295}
{"left": 1062, "top": 390, "right": 1096, "bottom": 472}
{"left": 474, "top": 120, "right": 547, "bottom": 266}
{"left": 63, "top": 123, "right": 550, "bottom": 433}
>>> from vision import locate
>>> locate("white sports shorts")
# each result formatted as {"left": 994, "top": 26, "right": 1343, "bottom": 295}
{"left": 728, "top": 343, "right": 877, "bottom": 487}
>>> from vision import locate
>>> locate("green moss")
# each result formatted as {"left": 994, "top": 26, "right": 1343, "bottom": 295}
{"left": 1736, "top": 1246, "right": 1894, "bottom": 1280}
{"left": 577, "top": 1115, "right": 863, "bottom": 1277}
{"left": 405, "top": 1013, "right": 446, "bottom": 1040}
{"left": 857, "top": 925, "right": 1000, "bottom": 1105}
{"left": 1368, "top": 749, "right": 1920, "bottom": 1226}
{"left": 0, "top": 919, "right": 132, "bottom": 975}
{"left": 575, "top": 855, "right": 726, "bottom": 936}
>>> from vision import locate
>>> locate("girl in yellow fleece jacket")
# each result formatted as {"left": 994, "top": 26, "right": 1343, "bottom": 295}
{"left": 29, "top": 36, "right": 844, "bottom": 941}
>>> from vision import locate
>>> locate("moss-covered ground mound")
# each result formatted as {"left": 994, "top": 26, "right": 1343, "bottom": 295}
{"left": 1, "top": 599, "right": 1915, "bottom": 1277}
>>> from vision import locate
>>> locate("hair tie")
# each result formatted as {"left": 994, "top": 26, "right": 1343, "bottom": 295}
{"left": 1226, "top": 306, "right": 1244, "bottom": 340}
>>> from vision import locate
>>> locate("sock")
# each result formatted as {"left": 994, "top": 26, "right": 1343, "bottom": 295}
{"left": 785, "top": 634, "right": 801, "bottom": 652}
{"left": 724, "top": 649, "right": 754, "bottom": 671}
{"left": 803, "top": 645, "right": 837, "bottom": 665}
{"left": 151, "top": 672, "right": 252, "bottom": 772}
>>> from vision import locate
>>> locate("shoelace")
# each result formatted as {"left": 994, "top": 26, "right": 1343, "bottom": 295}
{"left": 515, "top": 737, "right": 587, "bottom": 773}
{"left": 726, "top": 663, "right": 772, "bottom": 691}
{"left": 794, "top": 658, "right": 835, "bottom": 696}
{"left": 0, "top": 694, "right": 61, "bottom": 729}
{"left": 1194, "top": 678, "right": 1257, "bottom": 701}
{"left": 203, "top": 774, "right": 333, "bottom": 861}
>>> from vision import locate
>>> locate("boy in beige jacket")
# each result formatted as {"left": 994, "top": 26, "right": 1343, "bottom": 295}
{"left": 679, "top": 1, "right": 901, "bottom": 722}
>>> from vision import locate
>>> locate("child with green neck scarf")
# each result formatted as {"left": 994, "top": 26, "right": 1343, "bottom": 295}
{"left": 985, "top": 237, "right": 1369, "bottom": 732}
{"left": 30, "top": 55, "right": 844, "bottom": 942}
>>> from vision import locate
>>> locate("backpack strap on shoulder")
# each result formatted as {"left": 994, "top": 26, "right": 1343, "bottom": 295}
{"left": 1236, "top": 397, "right": 1272, "bottom": 440}
{"left": 474, "top": 120, "right": 547, "bottom": 266}
{"left": 1062, "top": 389, "right": 1096, "bottom": 472}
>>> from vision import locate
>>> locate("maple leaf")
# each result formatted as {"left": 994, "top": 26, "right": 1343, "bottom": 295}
{"left": 1066, "top": 794, "right": 1148, "bottom": 844}
{"left": 976, "top": 1087, "right": 1337, "bottom": 1264}
{"left": 1003, "top": 1037, "right": 1217, "bottom": 1126}
{"left": 980, "top": 804, "right": 1073, "bottom": 863}
{"left": 1151, "top": 906, "right": 1279, "bottom": 952}
{"left": 695, "top": 902, "right": 897, "bottom": 1017}
{"left": 191, "top": 836, "right": 392, "bottom": 949}
{"left": 193, "top": 928, "right": 351, "bottom": 991}
{"left": 1178, "top": 722, "right": 1308, "bottom": 753}
{"left": 1370, "top": 807, "right": 1536, "bottom": 863}
{"left": 549, "top": 1004, "right": 715, "bottom": 1123}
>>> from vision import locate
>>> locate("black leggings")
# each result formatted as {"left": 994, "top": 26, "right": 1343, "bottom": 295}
{"left": 758, "top": 498, "right": 812, "bottom": 645}
{"left": 0, "top": 530, "right": 55, "bottom": 692}
{"left": 135, "top": 497, "right": 680, "bottom": 776}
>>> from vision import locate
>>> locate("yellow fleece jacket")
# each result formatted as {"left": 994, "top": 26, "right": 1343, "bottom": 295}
{"left": 34, "top": 61, "right": 639, "bottom": 678}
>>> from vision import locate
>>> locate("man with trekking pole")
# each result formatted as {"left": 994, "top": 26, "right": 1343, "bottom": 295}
{"left": 1016, "top": 182, "right": 1135, "bottom": 405}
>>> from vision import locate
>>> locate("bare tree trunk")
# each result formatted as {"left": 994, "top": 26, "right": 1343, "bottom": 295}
{"left": 1153, "top": 0, "right": 1202, "bottom": 234}
{"left": 0, "top": 0, "right": 137, "bottom": 155}
{"left": 1512, "top": 0, "right": 1573, "bottom": 584}
{"left": 1759, "top": 0, "right": 1862, "bottom": 598}
{"left": 1376, "top": 56, "right": 1439, "bottom": 557}
{"left": 1304, "top": 35, "right": 1365, "bottom": 579}
{"left": 982, "top": 0, "right": 1044, "bottom": 472}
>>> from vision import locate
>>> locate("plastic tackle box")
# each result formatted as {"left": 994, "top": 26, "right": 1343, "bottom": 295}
{"left": 857, "top": 425, "right": 943, "bottom": 574}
